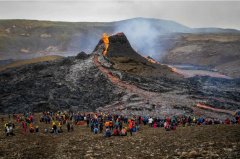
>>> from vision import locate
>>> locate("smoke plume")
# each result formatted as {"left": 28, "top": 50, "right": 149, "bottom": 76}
{"left": 114, "top": 18, "right": 163, "bottom": 60}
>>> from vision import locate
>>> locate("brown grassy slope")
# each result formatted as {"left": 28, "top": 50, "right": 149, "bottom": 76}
{"left": 0, "top": 114, "right": 239, "bottom": 159}
{"left": 0, "top": 55, "right": 63, "bottom": 72}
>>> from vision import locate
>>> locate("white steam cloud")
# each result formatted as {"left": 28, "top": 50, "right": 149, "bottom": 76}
{"left": 114, "top": 19, "right": 162, "bottom": 59}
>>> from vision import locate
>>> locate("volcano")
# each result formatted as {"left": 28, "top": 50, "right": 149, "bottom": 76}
{"left": 95, "top": 33, "right": 145, "bottom": 61}
{"left": 94, "top": 33, "right": 177, "bottom": 78}
{"left": 0, "top": 33, "right": 240, "bottom": 119}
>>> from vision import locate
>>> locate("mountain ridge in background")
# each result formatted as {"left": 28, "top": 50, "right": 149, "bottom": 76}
{"left": 0, "top": 17, "right": 240, "bottom": 77}
{"left": 1, "top": 18, "right": 239, "bottom": 59}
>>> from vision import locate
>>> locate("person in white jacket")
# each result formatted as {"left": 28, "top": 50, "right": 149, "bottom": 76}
{"left": 148, "top": 117, "right": 153, "bottom": 127}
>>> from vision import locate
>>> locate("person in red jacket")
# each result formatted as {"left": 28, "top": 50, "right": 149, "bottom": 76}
{"left": 153, "top": 121, "right": 157, "bottom": 128}
{"left": 113, "top": 128, "right": 119, "bottom": 136}
{"left": 22, "top": 121, "right": 27, "bottom": 134}
{"left": 225, "top": 118, "right": 230, "bottom": 124}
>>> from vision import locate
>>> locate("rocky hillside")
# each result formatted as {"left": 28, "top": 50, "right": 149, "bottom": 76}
{"left": 0, "top": 52, "right": 123, "bottom": 113}
{"left": 1, "top": 33, "right": 239, "bottom": 120}
{"left": 161, "top": 34, "right": 240, "bottom": 78}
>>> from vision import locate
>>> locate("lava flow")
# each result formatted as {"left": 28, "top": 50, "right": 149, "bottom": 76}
{"left": 144, "top": 56, "right": 159, "bottom": 64}
{"left": 92, "top": 32, "right": 239, "bottom": 118}
{"left": 94, "top": 54, "right": 151, "bottom": 98}
{"left": 196, "top": 103, "right": 235, "bottom": 115}
{"left": 102, "top": 33, "right": 109, "bottom": 56}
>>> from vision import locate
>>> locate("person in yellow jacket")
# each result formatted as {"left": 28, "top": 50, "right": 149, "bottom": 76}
{"left": 58, "top": 122, "right": 63, "bottom": 133}
{"left": 52, "top": 122, "right": 57, "bottom": 134}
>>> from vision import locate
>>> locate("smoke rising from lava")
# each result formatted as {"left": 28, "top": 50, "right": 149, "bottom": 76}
{"left": 114, "top": 18, "right": 163, "bottom": 60}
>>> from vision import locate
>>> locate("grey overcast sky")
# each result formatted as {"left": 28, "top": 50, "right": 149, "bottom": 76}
{"left": 0, "top": 1, "right": 240, "bottom": 29}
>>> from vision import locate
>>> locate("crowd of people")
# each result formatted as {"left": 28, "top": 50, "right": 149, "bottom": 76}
{"left": 86, "top": 113, "right": 240, "bottom": 136}
{"left": 2, "top": 111, "right": 240, "bottom": 137}
{"left": 2, "top": 112, "right": 74, "bottom": 136}
{"left": 87, "top": 114, "right": 140, "bottom": 137}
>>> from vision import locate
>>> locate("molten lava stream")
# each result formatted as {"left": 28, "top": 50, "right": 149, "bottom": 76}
{"left": 144, "top": 56, "right": 159, "bottom": 64}
{"left": 196, "top": 103, "right": 235, "bottom": 115}
{"left": 93, "top": 55, "right": 155, "bottom": 100}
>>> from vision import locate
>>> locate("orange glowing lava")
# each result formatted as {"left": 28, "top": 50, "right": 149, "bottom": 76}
{"left": 102, "top": 33, "right": 109, "bottom": 56}
{"left": 171, "top": 67, "right": 177, "bottom": 72}
{"left": 196, "top": 103, "right": 235, "bottom": 115}
{"left": 144, "top": 56, "right": 159, "bottom": 64}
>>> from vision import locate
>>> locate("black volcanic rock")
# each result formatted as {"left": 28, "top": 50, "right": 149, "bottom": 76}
{"left": 75, "top": 51, "right": 89, "bottom": 60}
{"left": 0, "top": 32, "right": 240, "bottom": 116}
{"left": 94, "top": 33, "right": 178, "bottom": 78}
{"left": 0, "top": 56, "right": 123, "bottom": 113}
{"left": 108, "top": 33, "right": 147, "bottom": 62}
{"left": 94, "top": 33, "right": 147, "bottom": 63}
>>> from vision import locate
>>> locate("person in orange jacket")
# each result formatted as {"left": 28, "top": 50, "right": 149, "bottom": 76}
{"left": 105, "top": 121, "right": 110, "bottom": 128}
{"left": 128, "top": 119, "right": 133, "bottom": 136}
